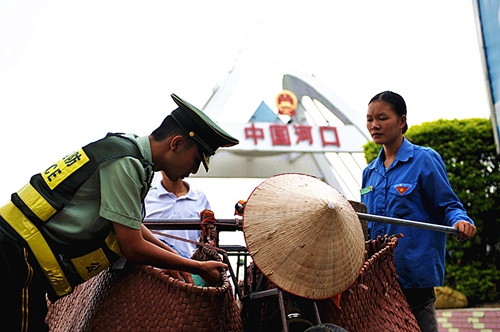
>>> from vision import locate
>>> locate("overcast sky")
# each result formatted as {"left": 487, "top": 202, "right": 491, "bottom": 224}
{"left": 0, "top": 0, "right": 492, "bottom": 221}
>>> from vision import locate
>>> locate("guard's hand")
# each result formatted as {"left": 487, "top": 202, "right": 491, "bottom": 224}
{"left": 454, "top": 221, "right": 476, "bottom": 241}
{"left": 166, "top": 270, "right": 194, "bottom": 284}
{"left": 198, "top": 261, "right": 228, "bottom": 286}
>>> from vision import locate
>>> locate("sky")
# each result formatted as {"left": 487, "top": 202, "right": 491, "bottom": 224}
{"left": 0, "top": 0, "right": 492, "bottom": 228}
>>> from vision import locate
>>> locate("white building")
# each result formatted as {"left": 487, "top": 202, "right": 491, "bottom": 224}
{"left": 183, "top": 43, "right": 371, "bottom": 219}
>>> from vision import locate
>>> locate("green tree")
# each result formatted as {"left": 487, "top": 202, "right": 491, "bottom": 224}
{"left": 363, "top": 118, "right": 500, "bottom": 304}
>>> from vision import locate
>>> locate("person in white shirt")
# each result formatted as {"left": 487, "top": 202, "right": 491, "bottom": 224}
{"left": 144, "top": 171, "right": 211, "bottom": 258}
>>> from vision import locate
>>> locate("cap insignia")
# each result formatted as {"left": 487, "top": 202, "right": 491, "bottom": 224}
{"left": 204, "top": 154, "right": 210, "bottom": 168}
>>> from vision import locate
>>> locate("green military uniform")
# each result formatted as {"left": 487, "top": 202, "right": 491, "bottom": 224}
{"left": 0, "top": 94, "right": 239, "bottom": 332}
{"left": 0, "top": 133, "right": 154, "bottom": 331}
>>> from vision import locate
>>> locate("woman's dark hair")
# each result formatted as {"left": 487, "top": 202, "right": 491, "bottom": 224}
{"left": 150, "top": 115, "right": 196, "bottom": 149}
{"left": 369, "top": 91, "right": 408, "bottom": 134}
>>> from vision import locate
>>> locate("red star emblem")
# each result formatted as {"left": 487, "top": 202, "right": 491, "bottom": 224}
{"left": 395, "top": 186, "right": 409, "bottom": 195}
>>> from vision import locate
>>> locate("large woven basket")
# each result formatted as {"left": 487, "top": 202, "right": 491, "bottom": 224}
{"left": 242, "top": 235, "right": 421, "bottom": 332}
{"left": 317, "top": 235, "right": 421, "bottom": 332}
{"left": 46, "top": 249, "right": 243, "bottom": 332}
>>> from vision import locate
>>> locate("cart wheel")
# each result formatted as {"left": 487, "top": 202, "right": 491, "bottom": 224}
{"left": 304, "top": 323, "right": 349, "bottom": 332}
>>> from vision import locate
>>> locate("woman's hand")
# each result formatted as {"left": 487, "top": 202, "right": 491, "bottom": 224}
{"left": 454, "top": 221, "right": 476, "bottom": 241}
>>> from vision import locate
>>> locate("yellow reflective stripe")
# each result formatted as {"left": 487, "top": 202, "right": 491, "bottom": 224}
{"left": 70, "top": 232, "right": 121, "bottom": 281}
{"left": 71, "top": 248, "right": 110, "bottom": 280}
{"left": 105, "top": 231, "right": 122, "bottom": 256}
{"left": 0, "top": 202, "right": 72, "bottom": 296}
{"left": 17, "top": 183, "right": 57, "bottom": 222}
{"left": 41, "top": 148, "right": 90, "bottom": 190}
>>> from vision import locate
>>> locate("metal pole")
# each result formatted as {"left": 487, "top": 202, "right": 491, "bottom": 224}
{"left": 356, "top": 212, "right": 458, "bottom": 235}
{"left": 145, "top": 215, "right": 459, "bottom": 234}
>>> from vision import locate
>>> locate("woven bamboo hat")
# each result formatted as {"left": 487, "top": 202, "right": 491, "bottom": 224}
{"left": 242, "top": 173, "right": 365, "bottom": 300}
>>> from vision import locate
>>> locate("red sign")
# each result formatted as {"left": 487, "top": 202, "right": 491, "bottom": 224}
{"left": 244, "top": 123, "right": 340, "bottom": 147}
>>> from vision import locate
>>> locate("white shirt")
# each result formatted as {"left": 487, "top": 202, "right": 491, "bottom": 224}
{"left": 143, "top": 180, "right": 211, "bottom": 258}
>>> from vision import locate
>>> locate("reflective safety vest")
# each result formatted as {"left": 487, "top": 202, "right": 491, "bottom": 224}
{"left": 0, "top": 133, "right": 154, "bottom": 298}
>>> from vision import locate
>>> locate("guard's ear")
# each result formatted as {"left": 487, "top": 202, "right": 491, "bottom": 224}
{"left": 170, "top": 135, "right": 184, "bottom": 151}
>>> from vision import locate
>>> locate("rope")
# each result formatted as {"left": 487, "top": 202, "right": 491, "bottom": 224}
{"left": 150, "top": 229, "right": 227, "bottom": 254}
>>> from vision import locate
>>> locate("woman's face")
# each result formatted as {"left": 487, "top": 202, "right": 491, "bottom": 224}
{"left": 366, "top": 100, "right": 406, "bottom": 146}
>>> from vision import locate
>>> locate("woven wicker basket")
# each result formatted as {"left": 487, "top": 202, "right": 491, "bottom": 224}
{"left": 242, "top": 235, "right": 421, "bottom": 332}
{"left": 46, "top": 249, "right": 243, "bottom": 332}
{"left": 318, "top": 235, "right": 421, "bottom": 332}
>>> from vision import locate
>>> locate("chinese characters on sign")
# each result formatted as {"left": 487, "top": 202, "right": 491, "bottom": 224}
{"left": 244, "top": 123, "right": 340, "bottom": 147}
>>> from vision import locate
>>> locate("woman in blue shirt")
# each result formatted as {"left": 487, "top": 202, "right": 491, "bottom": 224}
{"left": 360, "top": 91, "right": 476, "bottom": 332}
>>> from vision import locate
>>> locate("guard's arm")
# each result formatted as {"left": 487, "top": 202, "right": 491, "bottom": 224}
{"left": 139, "top": 224, "right": 191, "bottom": 282}
{"left": 113, "top": 222, "right": 226, "bottom": 285}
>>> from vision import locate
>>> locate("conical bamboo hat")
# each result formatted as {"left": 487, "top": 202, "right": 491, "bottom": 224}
{"left": 242, "top": 173, "right": 365, "bottom": 300}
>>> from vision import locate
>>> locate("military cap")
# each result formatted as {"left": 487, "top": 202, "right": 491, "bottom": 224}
{"left": 170, "top": 93, "right": 239, "bottom": 171}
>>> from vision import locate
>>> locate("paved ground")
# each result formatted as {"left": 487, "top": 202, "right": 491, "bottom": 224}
{"left": 437, "top": 308, "right": 500, "bottom": 332}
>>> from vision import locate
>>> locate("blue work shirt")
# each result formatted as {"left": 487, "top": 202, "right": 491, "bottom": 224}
{"left": 360, "top": 138, "right": 473, "bottom": 289}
